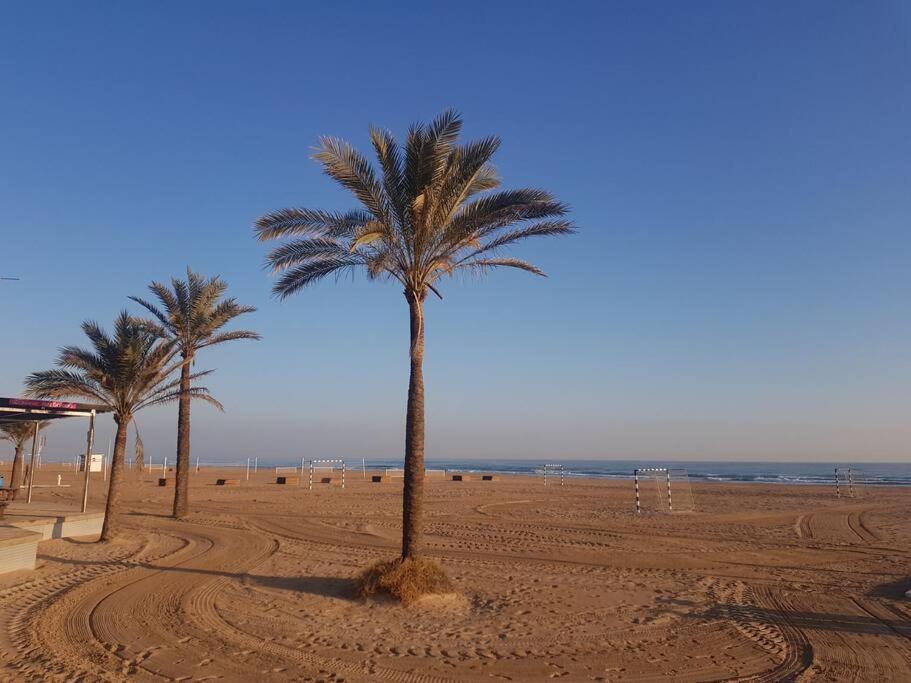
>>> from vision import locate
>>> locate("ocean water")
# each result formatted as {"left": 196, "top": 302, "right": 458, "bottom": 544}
{"left": 349, "top": 459, "right": 911, "bottom": 486}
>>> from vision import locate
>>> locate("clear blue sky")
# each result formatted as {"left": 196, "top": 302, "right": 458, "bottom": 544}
{"left": 1, "top": 1, "right": 909, "bottom": 463}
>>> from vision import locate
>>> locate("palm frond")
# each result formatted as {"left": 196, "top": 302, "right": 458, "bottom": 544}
{"left": 272, "top": 256, "right": 363, "bottom": 299}
{"left": 454, "top": 257, "right": 546, "bottom": 277}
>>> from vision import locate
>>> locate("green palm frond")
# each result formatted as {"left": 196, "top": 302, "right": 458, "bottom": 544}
{"left": 255, "top": 110, "right": 575, "bottom": 299}
{"left": 130, "top": 268, "right": 259, "bottom": 357}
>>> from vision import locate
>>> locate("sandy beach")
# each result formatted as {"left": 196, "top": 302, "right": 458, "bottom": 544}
{"left": 0, "top": 467, "right": 907, "bottom": 681}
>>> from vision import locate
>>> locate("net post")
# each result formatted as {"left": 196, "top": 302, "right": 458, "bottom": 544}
{"left": 634, "top": 469, "right": 641, "bottom": 514}
{"left": 300, "top": 456, "right": 305, "bottom": 486}
{"left": 26, "top": 421, "right": 39, "bottom": 504}
{"left": 342, "top": 461, "right": 346, "bottom": 489}
{"left": 561, "top": 465, "right": 564, "bottom": 487}
{"left": 666, "top": 469, "right": 673, "bottom": 512}
{"left": 544, "top": 465, "right": 547, "bottom": 487}
{"left": 835, "top": 467, "right": 840, "bottom": 497}
{"left": 81, "top": 411, "right": 95, "bottom": 513}
{"left": 309, "top": 460, "right": 313, "bottom": 491}
{"left": 848, "top": 468, "right": 855, "bottom": 498}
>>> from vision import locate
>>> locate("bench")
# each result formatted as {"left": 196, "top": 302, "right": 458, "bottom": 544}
{"left": 157, "top": 478, "right": 173, "bottom": 487}
{"left": 371, "top": 475, "right": 387, "bottom": 483}
{"left": 276, "top": 476, "right": 299, "bottom": 485}
{"left": 216, "top": 478, "right": 239, "bottom": 486}
{"left": 482, "top": 475, "right": 498, "bottom": 481}
{"left": 0, "top": 488, "right": 18, "bottom": 519}
{"left": 451, "top": 474, "right": 471, "bottom": 482}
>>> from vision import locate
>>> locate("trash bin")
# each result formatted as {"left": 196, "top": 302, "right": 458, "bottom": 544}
{"left": 0, "top": 475, "right": 5, "bottom": 488}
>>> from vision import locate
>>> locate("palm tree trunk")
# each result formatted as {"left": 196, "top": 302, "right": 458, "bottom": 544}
{"left": 100, "top": 416, "right": 130, "bottom": 542}
{"left": 401, "top": 290, "right": 427, "bottom": 560}
{"left": 10, "top": 444, "right": 24, "bottom": 489}
{"left": 172, "top": 358, "right": 192, "bottom": 518}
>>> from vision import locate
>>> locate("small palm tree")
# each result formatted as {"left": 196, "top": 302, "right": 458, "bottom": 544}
{"left": 255, "top": 110, "right": 574, "bottom": 568}
{"left": 130, "top": 268, "right": 259, "bottom": 518}
{"left": 25, "top": 312, "right": 219, "bottom": 540}
{"left": 1, "top": 422, "right": 46, "bottom": 489}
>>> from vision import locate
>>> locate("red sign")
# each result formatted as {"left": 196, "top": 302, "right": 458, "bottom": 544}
{"left": 8, "top": 398, "right": 79, "bottom": 410}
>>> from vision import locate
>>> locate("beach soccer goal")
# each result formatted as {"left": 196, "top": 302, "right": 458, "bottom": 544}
{"left": 835, "top": 467, "right": 865, "bottom": 498}
{"left": 543, "top": 463, "right": 565, "bottom": 487}
{"left": 308, "top": 459, "right": 346, "bottom": 490}
{"left": 275, "top": 466, "right": 298, "bottom": 475}
{"left": 634, "top": 468, "right": 695, "bottom": 514}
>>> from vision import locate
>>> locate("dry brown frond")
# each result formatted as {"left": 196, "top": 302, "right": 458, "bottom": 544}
{"left": 355, "top": 557, "right": 453, "bottom": 606}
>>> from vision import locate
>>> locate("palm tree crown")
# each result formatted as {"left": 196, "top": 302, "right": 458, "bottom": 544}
{"left": 254, "top": 109, "right": 574, "bottom": 299}
{"left": 25, "top": 311, "right": 216, "bottom": 419}
{"left": 1, "top": 422, "right": 44, "bottom": 450}
{"left": 129, "top": 268, "right": 259, "bottom": 359}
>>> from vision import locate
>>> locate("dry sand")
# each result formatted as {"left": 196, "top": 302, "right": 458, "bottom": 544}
{"left": 0, "top": 466, "right": 909, "bottom": 681}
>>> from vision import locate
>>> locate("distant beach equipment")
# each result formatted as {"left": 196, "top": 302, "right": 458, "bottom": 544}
{"left": 216, "top": 478, "right": 239, "bottom": 486}
{"left": 308, "top": 459, "right": 346, "bottom": 491}
{"left": 543, "top": 463, "right": 565, "bottom": 487}
{"left": 835, "top": 467, "right": 865, "bottom": 498}
{"left": 634, "top": 468, "right": 695, "bottom": 514}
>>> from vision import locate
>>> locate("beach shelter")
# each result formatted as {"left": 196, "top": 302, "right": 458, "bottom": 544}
{"left": 0, "top": 397, "right": 110, "bottom": 511}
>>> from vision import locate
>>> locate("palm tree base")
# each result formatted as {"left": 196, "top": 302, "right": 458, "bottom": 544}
{"left": 355, "top": 557, "right": 452, "bottom": 606}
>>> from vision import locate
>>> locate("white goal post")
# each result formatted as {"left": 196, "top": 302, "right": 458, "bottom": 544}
{"left": 634, "top": 468, "right": 695, "bottom": 514}
{"left": 542, "top": 463, "right": 565, "bottom": 487}
{"left": 308, "top": 459, "right": 346, "bottom": 490}
{"left": 835, "top": 467, "right": 865, "bottom": 498}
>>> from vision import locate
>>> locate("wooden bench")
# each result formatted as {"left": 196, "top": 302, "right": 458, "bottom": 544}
{"left": 276, "top": 476, "right": 299, "bottom": 485}
{"left": 482, "top": 475, "right": 498, "bottom": 481}
{"left": 216, "top": 478, "right": 239, "bottom": 486}
{"left": 371, "top": 475, "right": 387, "bottom": 483}
{"left": 0, "top": 488, "right": 18, "bottom": 519}
{"left": 157, "top": 478, "right": 173, "bottom": 487}
{"left": 451, "top": 474, "right": 471, "bottom": 482}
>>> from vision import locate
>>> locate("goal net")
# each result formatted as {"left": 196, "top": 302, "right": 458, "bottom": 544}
{"left": 275, "top": 466, "right": 299, "bottom": 474}
{"left": 835, "top": 468, "right": 866, "bottom": 498}
{"left": 635, "top": 468, "right": 695, "bottom": 513}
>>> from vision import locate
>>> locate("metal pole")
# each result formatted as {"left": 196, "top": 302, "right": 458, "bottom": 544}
{"left": 309, "top": 460, "right": 313, "bottom": 491}
{"left": 362, "top": 458, "right": 366, "bottom": 480}
{"left": 544, "top": 465, "right": 547, "bottom": 487}
{"left": 666, "top": 469, "right": 673, "bottom": 512}
{"left": 835, "top": 467, "right": 840, "bottom": 497}
{"left": 195, "top": 455, "right": 199, "bottom": 473}
{"left": 26, "top": 422, "right": 40, "bottom": 503}
{"left": 561, "top": 465, "right": 565, "bottom": 487}
{"left": 300, "top": 456, "right": 305, "bottom": 486}
{"left": 254, "top": 456, "right": 258, "bottom": 474}
{"left": 635, "top": 469, "right": 641, "bottom": 514}
{"left": 342, "top": 462, "right": 346, "bottom": 490}
{"left": 848, "top": 468, "right": 855, "bottom": 498}
{"left": 163, "top": 456, "right": 167, "bottom": 478}
{"left": 245, "top": 458, "right": 250, "bottom": 481}
{"left": 81, "top": 412, "right": 96, "bottom": 513}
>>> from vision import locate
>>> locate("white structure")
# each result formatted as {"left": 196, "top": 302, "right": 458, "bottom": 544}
{"left": 634, "top": 468, "right": 695, "bottom": 514}
{"left": 78, "top": 453, "right": 104, "bottom": 473}
{"left": 309, "top": 459, "right": 345, "bottom": 491}
{"left": 835, "top": 467, "right": 865, "bottom": 498}
{"left": 543, "top": 463, "right": 565, "bottom": 487}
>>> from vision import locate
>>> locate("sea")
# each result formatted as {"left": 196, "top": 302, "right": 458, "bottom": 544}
{"left": 245, "top": 459, "right": 911, "bottom": 487}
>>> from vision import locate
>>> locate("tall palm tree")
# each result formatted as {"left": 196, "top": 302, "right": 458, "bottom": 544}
{"left": 25, "top": 311, "right": 220, "bottom": 541}
{"left": 130, "top": 268, "right": 258, "bottom": 518}
{"left": 255, "top": 110, "right": 574, "bottom": 561}
{"left": 1, "top": 422, "right": 46, "bottom": 489}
